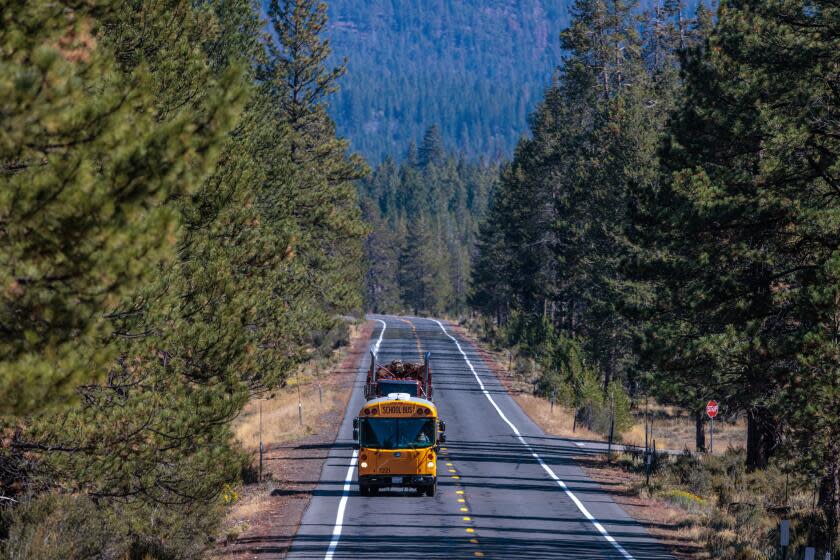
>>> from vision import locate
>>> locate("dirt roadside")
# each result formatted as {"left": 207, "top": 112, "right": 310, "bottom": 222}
{"left": 213, "top": 320, "right": 374, "bottom": 560}
{"left": 574, "top": 454, "right": 706, "bottom": 559}
{"left": 449, "top": 321, "right": 706, "bottom": 560}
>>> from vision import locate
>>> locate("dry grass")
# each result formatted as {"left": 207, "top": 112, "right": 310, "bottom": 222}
{"left": 233, "top": 323, "right": 365, "bottom": 451}
{"left": 513, "top": 393, "right": 604, "bottom": 441}
{"left": 234, "top": 380, "right": 347, "bottom": 451}
{"left": 622, "top": 404, "right": 746, "bottom": 454}
{"left": 514, "top": 389, "right": 746, "bottom": 454}
{"left": 577, "top": 453, "right": 708, "bottom": 559}
{"left": 457, "top": 320, "right": 746, "bottom": 453}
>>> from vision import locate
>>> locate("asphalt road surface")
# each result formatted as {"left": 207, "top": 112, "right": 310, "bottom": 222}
{"left": 286, "top": 315, "right": 673, "bottom": 559}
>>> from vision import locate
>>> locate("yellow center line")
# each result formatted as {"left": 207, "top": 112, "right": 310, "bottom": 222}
{"left": 396, "top": 321, "right": 483, "bottom": 557}
{"left": 399, "top": 318, "right": 423, "bottom": 360}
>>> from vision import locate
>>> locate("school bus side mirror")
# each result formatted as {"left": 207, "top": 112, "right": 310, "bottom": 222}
{"left": 438, "top": 433, "right": 446, "bottom": 444}
{"left": 352, "top": 428, "right": 358, "bottom": 440}
{"left": 439, "top": 421, "right": 446, "bottom": 432}
{"left": 353, "top": 418, "right": 359, "bottom": 429}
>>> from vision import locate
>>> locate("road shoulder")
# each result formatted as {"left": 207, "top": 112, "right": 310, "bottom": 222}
{"left": 212, "top": 320, "right": 374, "bottom": 560}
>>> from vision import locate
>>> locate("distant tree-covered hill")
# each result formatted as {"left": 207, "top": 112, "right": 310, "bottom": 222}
{"left": 321, "top": 0, "right": 572, "bottom": 162}
{"left": 262, "top": 0, "right": 704, "bottom": 163}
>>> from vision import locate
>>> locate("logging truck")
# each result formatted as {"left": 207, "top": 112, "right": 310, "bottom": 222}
{"left": 364, "top": 351, "right": 432, "bottom": 401}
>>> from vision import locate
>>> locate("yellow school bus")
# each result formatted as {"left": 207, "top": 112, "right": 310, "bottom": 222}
{"left": 352, "top": 393, "right": 446, "bottom": 496}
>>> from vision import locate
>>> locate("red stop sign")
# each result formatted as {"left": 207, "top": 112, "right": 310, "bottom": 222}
{"left": 706, "top": 400, "right": 719, "bottom": 418}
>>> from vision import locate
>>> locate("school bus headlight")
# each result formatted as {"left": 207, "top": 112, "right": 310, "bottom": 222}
{"left": 360, "top": 462, "right": 368, "bottom": 468}
{"left": 426, "top": 461, "right": 435, "bottom": 469}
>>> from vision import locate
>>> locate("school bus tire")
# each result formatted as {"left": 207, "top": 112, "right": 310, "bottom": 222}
{"left": 425, "top": 479, "right": 437, "bottom": 497}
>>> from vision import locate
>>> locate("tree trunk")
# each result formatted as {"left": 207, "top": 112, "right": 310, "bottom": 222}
{"left": 746, "top": 408, "right": 779, "bottom": 470}
{"left": 602, "top": 357, "right": 612, "bottom": 393}
{"left": 818, "top": 445, "right": 840, "bottom": 551}
{"left": 695, "top": 409, "right": 706, "bottom": 453}
{"left": 602, "top": 342, "right": 614, "bottom": 393}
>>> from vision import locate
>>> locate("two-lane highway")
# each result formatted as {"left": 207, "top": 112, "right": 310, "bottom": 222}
{"left": 286, "top": 316, "right": 673, "bottom": 559}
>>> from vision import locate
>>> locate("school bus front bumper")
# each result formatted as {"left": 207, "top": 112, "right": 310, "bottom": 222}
{"left": 359, "top": 474, "right": 435, "bottom": 488}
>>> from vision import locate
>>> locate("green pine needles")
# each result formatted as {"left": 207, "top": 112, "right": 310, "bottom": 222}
{"left": 1, "top": 0, "right": 365, "bottom": 557}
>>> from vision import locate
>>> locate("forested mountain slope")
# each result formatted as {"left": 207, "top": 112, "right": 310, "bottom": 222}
{"left": 321, "top": 0, "right": 570, "bottom": 161}
{"left": 313, "top": 0, "right": 702, "bottom": 163}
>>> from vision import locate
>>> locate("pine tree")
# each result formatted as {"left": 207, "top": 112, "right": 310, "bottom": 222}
{"left": 399, "top": 215, "right": 451, "bottom": 315}
{"left": 470, "top": 194, "right": 513, "bottom": 325}
{"left": 475, "top": 0, "right": 661, "bottom": 394}
{"left": 2, "top": 0, "right": 257, "bottom": 555}
{"left": 265, "top": 0, "right": 368, "bottom": 333}
{"left": 358, "top": 135, "right": 497, "bottom": 317}
{"left": 419, "top": 125, "right": 446, "bottom": 168}
{"left": 361, "top": 198, "right": 402, "bottom": 312}
{"left": 646, "top": 0, "right": 840, "bottom": 493}
{"left": 0, "top": 0, "right": 240, "bottom": 417}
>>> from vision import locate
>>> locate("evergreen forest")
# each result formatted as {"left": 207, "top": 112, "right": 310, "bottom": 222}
{"left": 466, "top": 0, "right": 840, "bottom": 548}
{"left": 320, "top": 0, "right": 570, "bottom": 162}
{"left": 2, "top": 0, "right": 840, "bottom": 556}
{"left": 360, "top": 126, "right": 498, "bottom": 316}
{"left": 1, "top": 0, "right": 365, "bottom": 556}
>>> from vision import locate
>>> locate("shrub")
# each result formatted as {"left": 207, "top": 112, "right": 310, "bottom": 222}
{"left": 668, "top": 452, "right": 712, "bottom": 495}
{"left": 311, "top": 319, "right": 352, "bottom": 359}
{"left": 504, "top": 310, "right": 551, "bottom": 355}
{"left": 661, "top": 488, "right": 707, "bottom": 512}
{"left": 1, "top": 494, "right": 122, "bottom": 560}
{"left": 575, "top": 380, "right": 633, "bottom": 437}
{"left": 240, "top": 457, "right": 260, "bottom": 484}
{"left": 1, "top": 490, "right": 223, "bottom": 560}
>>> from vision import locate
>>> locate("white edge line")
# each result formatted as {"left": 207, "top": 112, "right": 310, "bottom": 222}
{"left": 324, "top": 450, "right": 358, "bottom": 560}
{"left": 324, "top": 318, "right": 386, "bottom": 560}
{"left": 433, "top": 319, "right": 635, "bottom": 560}
{"left": 372, "top": 318, "right": 386, "bottom": 355}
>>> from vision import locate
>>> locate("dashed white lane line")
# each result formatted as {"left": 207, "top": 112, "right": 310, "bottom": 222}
{"left": 573, "top": 441, "right": 586, "bottom": 447}
{"left": 433, "top": 319, "right": 635, "bottom": 560}
{"left": 324, "top": 319, "right": 386, "bottom": 560}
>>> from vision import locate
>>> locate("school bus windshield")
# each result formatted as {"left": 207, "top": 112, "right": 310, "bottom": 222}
{"left": 360, "top": 418, "right": 435, "bottom": 449}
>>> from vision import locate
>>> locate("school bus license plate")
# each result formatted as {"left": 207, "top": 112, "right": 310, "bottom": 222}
{"left": 391, "top": 477, "right": 403, "bottom": 485}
